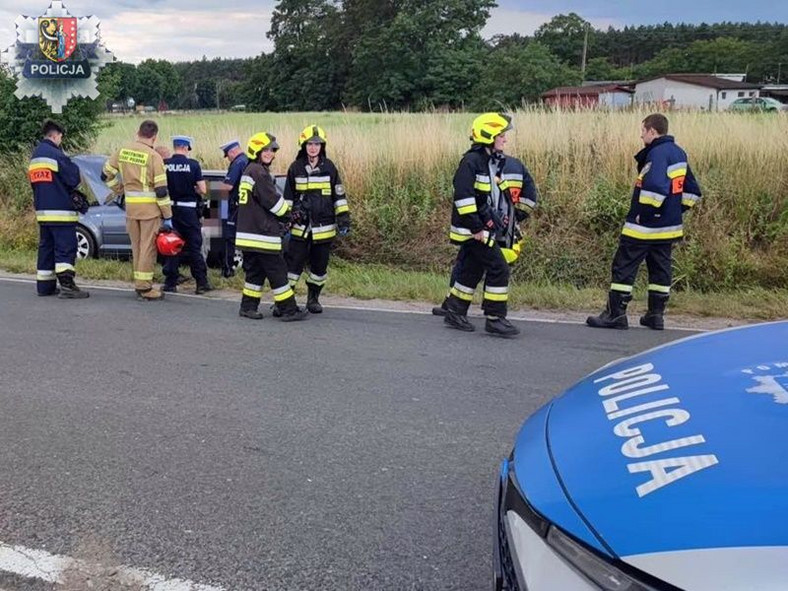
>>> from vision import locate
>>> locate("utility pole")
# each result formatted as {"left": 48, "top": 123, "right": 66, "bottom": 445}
{"left": 580, "top": 23, "right": 589, "bottom": 81}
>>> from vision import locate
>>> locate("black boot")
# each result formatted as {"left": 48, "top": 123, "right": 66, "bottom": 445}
{"left": 640, "top": 293, "right": 668, "bottom": 330}
{"left": 485, "top": 317, "right": 520, "bottom": 337}
{"left": 586, "top": 291, "right": 631, "bottom": 329}
{"left": 444, "top": 309, "right": 475, "bottom": 332}
{"left": 270, "top": 303, "right": 282, "bottom": 317}
{"left": 239, "top": 295, "right": 263, "bottom": 319}
{"left": 280, "top": 305, "right": 309, "bottom": 322}
{"left": 432, "top": 297, "right": 449, "bottom": 317}
{"left": 195, "top": 281, "right": 214, "bottom": 295}
{"left": 307, "top": 284, "right": 323, "bottom": 314}
{"left": 56, "top": 271, "right": 89, "bottom": 299}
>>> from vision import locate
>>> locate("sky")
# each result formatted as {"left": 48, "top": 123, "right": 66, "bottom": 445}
{"left": 1, "top": 0, "right": 785, "bottom": 64}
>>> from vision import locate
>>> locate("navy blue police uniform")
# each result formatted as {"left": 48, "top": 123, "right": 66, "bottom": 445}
{"left": 29, "top": 137, "right": 84, "bottom": 296}
{"left": 220, "top": 140, "right": 249, "bottom": 277}
{"left": 162, "top": 136, "right": 210, "bottom": 291}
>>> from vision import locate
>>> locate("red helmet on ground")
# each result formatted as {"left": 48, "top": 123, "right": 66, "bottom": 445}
{"left": 156, "top": 230, "right": 185, "bottom": 256}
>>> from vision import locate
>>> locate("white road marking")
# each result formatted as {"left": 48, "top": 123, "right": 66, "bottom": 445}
{"left": 0, "top": 541, "right": 225, "bottom": 590}
{"left": 0, "top": 275, "right": 705, "bottom": 331}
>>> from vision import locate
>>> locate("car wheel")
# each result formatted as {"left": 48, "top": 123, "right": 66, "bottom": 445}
{"left": 75, "top": 225, "right": 96, "bottom": 259}
{"left": 233, "top": 248, "right": 243, "bottom": 271}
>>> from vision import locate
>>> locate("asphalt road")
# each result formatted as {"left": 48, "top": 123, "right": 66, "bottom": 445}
{"left": 0, "top": 279, "right": 690, "bottom": 591}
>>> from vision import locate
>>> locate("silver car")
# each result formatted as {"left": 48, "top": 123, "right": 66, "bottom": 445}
{"left": 74, "top": 155, "right": 285, "bottom": 268}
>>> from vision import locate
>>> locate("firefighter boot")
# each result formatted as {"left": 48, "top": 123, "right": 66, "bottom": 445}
{"left": 280, "top": 305, "right": 309, "bottom": 322}
{"left": 640, "top": 293, "right": 668, "bottom": 330}
{"left": 444, "top": 300, "right": 475, "bottom": 332}
{"left": 307, "top": 284, "right": 323, "bottom": 314}
{"left": 136, "top": 287, "right": 164, "bottom": 301}
{"left": 56, "top": 272, "right": 89, "bottom": 299}
{"left": 485, "top": 317, "right": 520, "bottom": 338}
{"left": 586, "top": 291, "right": 631, "bottom": 329}
{"left": 431, "top": 297, "right": 449, "bottom": 317}
{"left": 195, "top": 281, "right": 214, "bottom": 295}
{"left": 239, "top": 295, "right": 263, "bottom": 319}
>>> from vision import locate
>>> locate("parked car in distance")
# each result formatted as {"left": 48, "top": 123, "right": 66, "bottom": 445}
{"left": 74, "top": 155, "right": 285, "bottom": 269}
{"left": 495, "top": 320, "right": 788, "bottom": 591}
{"left": 728, "top": 96, "right": 788, "bottom": 112}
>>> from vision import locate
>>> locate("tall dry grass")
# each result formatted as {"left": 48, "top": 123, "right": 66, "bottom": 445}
{"left": 5, "top": 109, "right": 788, "bottom": 291}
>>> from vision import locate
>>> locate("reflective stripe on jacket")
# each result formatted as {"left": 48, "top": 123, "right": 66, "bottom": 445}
{"left": 236, "top": 161, "right": 289, "bottom": 253}
{"left": 623, "top": 135, "right": 702, "bottom": 242}
{"left": 103, "top": 139, "right": 172, "bottom": 220}
{"left": 30, "top": 139, "right": 81, "bottom": 225}
{"left": 283, "top": 156, "right": 349, "bottom": 244}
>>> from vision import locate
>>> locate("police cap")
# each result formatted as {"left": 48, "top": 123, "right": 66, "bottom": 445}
{"left": 172, "top": 135, "right": 193, "bottom": 150}
{"left": 220, "top": 139, "right": 241, "bottom": 156}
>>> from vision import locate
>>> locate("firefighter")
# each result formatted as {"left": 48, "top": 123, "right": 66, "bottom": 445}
{"left": 432, "top": 153, "right": 538, "bottom": 316}
{"left": 161, "top": 135, "right": 213, "bottom": 294}
{"left": 278, "top": 124, "right": 350, "bottom": 315}
{"left": 441, "top": 113, "right": 520, "bottom": 337}
{"left": 236, "top": 132, "right": 308, "bottom": 321}
{"left": 30, "top": 120, "right": 89, "bottom": 298}
{"left": 217, "top": 139, "right": 249, "bottom": 278}
{"left": 587, "top": 113, "right": 702, "bottom": 330}
{"left": 102, "top": 119, "right": 173, "bottom": 301}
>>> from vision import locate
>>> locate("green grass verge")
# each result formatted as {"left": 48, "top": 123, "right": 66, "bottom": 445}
{"left": 2, "top": 248, "right": 787, "bottom": 321}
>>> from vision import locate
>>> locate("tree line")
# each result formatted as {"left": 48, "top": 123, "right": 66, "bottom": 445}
{"left": 97, "top": 4, "right": 787, "bottom": 112}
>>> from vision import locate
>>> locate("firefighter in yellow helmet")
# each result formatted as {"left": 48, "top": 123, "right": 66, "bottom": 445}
{"left": 277, "top": 124, "right": 350, "bottom": 315}
{"left": 235, "top": 132, "right": 308, "bottom": 321}
{"left": 440, "top": 112, "right": 521, "bottom": 337}
{"left": 433, "top": 150, "right": 538, "bottom": 318}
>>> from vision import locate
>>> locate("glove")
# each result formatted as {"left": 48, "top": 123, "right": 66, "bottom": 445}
{"left": 70, "top": 189, "right": 89, "bottom": 214}
{"left": 290, "top": 209, "right": 303, "bottom": 226}
{"left": 161, "top": 218, "right": 174, "bottom": 232}
{"left": 336, "top": 213, "right": 351, "bottom": 237}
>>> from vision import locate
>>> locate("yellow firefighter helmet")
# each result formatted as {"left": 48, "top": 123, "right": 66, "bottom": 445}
{"left": 246, "top": 132, "right": 279, "bottom": 159}
{"left": 501, "top": 238, "right": 524, "bottom": 264}
{"left": 470, "top": 112, "right": 513, "bottom": 145}
{"left": 298, "top": 124, "right": 327, "bottom": 147}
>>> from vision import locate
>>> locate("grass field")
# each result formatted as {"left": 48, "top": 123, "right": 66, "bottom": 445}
{"left": 1, "top": 108, "right": 787, "bottom": 318}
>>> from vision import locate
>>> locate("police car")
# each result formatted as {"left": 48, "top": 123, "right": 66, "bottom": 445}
{"left": 73, "top": 155, "right": 285, "bottom": 266}
{"left": 495, "top": 321, "right": 788, "bottom": 591}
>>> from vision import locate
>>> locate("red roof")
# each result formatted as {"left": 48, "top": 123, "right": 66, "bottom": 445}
{"left": 541, "top": 85, "right": 634, "bottom": 98}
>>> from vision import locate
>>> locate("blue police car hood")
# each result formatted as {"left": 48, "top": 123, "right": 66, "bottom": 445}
{"left": 545, "top": 322, "right": 788, "bottom": 569}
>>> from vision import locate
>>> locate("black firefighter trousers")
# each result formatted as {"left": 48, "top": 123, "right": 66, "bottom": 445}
{"left": 609, "top": 237, "right": 673, "bottom": 298}
{"left": 446, "top": 239, "right": 510, "bottom": 318}
{"left": 241, "top": 250, "right": 297, "bottom": 313}
{"left": 285, "top": 235, "right": 331, "bottom": 291}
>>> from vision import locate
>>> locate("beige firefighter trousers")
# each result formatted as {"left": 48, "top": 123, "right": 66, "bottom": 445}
{"left": 126, "top": 217, "right": 160, "bottom": 291}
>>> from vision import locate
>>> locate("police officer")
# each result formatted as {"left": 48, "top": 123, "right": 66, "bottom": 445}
{"left": 236, "top": 132, "right": 308, "bottom": 321}
{"left": 587, "top": 113, "right": 702, "bottom": 330}
{"left": 217, "top": 139, "right": 249, "bottom": 278}
{"left": 442, "top": 113, "right": 520, "bottom": 337}
{"left": 103, "top": 119, "right": 173, "bottom": 301}
{"left": 161, "top": 136, "right": 213, "bottom": 294}
{"left": 280, "top": 125, "right": 350, "bottom": 315}
{"left": 30, "top": 120, "right": 89, "bottom": 298}
{"left": 433, "top": 152, "right": 538, "bottom": 316}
